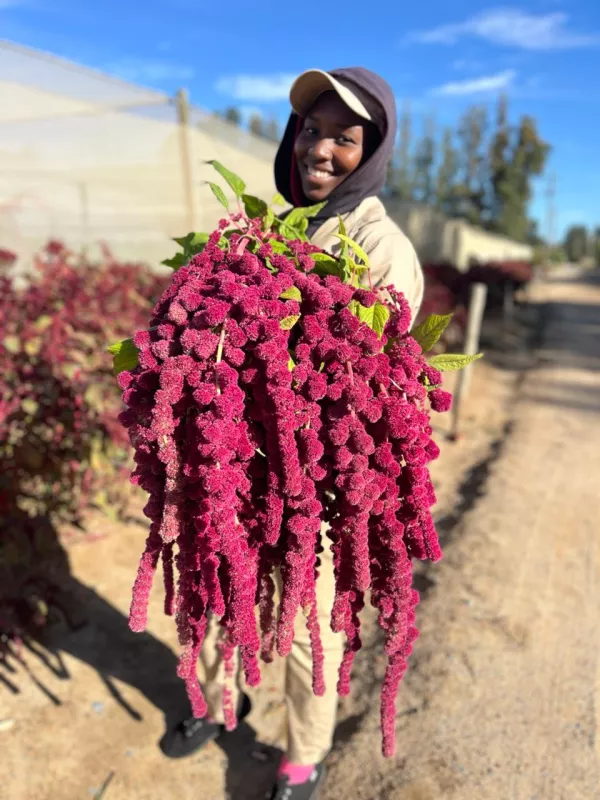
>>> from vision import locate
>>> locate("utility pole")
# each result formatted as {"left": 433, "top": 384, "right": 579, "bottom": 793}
{"left": 176, "top": 88, "right": 199, "bottom": 233}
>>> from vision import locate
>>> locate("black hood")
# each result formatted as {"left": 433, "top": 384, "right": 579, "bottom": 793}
{"left": 274, "top": 67, "right": 397, "bottom": 236}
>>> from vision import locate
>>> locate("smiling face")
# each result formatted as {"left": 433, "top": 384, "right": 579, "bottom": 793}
{"left": 293, "top": 91, "right": 367, "bottom": 203}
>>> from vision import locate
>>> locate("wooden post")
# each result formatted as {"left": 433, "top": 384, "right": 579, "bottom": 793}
{"left": 503, "top": 281, "right": 515, "bottom": 324}
{"left": 176, "top": 88, "right": 199, "bottom": 233}
{"left": 450, "top": 282, "right": 487, "bottom": 440}
{"left": 79, "top": 181, "right": 90, "bottom": 258}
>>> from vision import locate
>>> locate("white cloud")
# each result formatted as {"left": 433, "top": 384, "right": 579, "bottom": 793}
{"left": 408, "top": 9, "right": 600, "bottom": 51}
{"left": 215, "top": 73, "right": 296, "bottom": 102}
{"left": 432, "top": 70, "right": 517, "bottom": 96}
{"left": 107, "top": 59, "right": 195, "bottom": 83}
{"left": 452, "top": 58, "right": 485, "bottom": 71}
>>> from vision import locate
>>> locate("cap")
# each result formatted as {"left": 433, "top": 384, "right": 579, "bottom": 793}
{"left": 289, "top": 69, "right": 372, "bottom": 121}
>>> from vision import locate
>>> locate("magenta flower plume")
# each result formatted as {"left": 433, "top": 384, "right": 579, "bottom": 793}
{"left": 118, "top": 206, "right": 454, "bottom": 756}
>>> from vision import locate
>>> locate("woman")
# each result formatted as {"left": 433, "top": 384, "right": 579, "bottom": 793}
{"left": 161, "top": 66, "right": 423, "bottom": 800}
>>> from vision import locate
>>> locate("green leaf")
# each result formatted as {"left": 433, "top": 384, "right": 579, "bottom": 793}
{"left": 288, "top": 356, "right": 296, "bottom": 371}
{"left": 347, "top": 301, "right": 389, "bottom": 339}
{"left": 310, "top": 253, "right": 342, "bottom": 278}
{"left": 271, "top": 192, "right": 286, "bottom": 206}
{"left": 34, "top": 315, "right": 53, "bottom": 332}
{"left": 279, "top": 315, "right": 300, "bottom": 330}
{"left": 279, "top": 219, "right": 307, "bottom": 241}
{"left": 428, "top": 352, "right": 483, "bottom": 372}
{"left": 187, "top": 232, "right": 211, "bottom": 253}
{"left": 285, "top": 202, "right": 326, "bottom": 228}
{"left": 312, "top": 252, "right": 337, "bottom": 264}
{"left": 242, "top": 194, "right": 268, "bottom": 219}
{"left": 264, "top": 208, "right": 275, "bottom": 231}
{"left": 107, "top": 337, "right": 139, "bottom": 375}
{"left": 411, "top": 313, "right": 453, "bottom": 352}
{"left": 22, "top": 398, "right": 38, "bottom": 416}
{"left": 356, "top": 303, "right": 375, "bottom": 329}
{"left": 303, "top": 201, "right": 327, "bottom": 218}
{"left": 172, "top": 232, "right": 212, "bottom": 256}
{"left": 206, "top": 160, "right": 246, "bottom": 197}
{"left": 339, "top": 253, "right": 353, "bottom": 284}
{"left": 207, "top": 182, "right": 229, "bottom": 210}
{"left": 24, "top": 338, "right": 42, "bottom": 357}
{"left": 173, "top": 232, "right": 193, "bottom": 249}
{"left": 334, "top": 233, "right": 370, "bottom": 267}
{"left": 372, "top": 302, "right": 390, "bottom": 338}
{"left": 298, "top": 216, "right": 309, "bottom": 235}
{"left": 269, "top": 239, "right": 292, "bottom": 255}
{"left": 337, "top": 215, "right": 347, "bottom": 237}
{"left": 3, "top": 335, "right": 20, "bottom": 354}
{"left": 348, "top": 299, "right": 360, "bottom": 317}
{"left": 162, "top": 253, "right": 188, "bottom": 270}
{"left": 280, "top": 286, "right": 302, "bottom": 301}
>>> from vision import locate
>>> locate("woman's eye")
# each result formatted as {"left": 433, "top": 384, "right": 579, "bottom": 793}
{"left": 338, "top": 135, "right": 355, "bottom": 145}
{"left": 304, "top": 126, "right": 318, "bottom": 136}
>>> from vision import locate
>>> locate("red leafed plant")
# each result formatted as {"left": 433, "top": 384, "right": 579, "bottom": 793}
{"left": 0, "top": 242, "right": 167, "bottom": 634}
{"left": 112, "top": 163, "right": 481, "bottom": 756}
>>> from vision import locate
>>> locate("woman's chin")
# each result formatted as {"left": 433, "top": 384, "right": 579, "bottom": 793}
{"left": 300, "top": 180, "right": 331, "bottom": 203}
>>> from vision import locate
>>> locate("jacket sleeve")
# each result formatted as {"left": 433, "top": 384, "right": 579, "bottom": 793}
{"left": 360, "top": 228, "right": 424, "bottom": 324}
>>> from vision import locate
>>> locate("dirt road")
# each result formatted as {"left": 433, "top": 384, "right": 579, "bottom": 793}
{"left": 321, "top": 267, "right": 600, "bottom": 800}
{"left": 2, "top": 268, "right": 599, "bottom": 799}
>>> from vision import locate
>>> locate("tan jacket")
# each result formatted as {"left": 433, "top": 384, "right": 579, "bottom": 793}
{"left": 310, "top": 196, "right": 424, "bottom": 321}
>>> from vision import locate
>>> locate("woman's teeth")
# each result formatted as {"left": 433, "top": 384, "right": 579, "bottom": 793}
{"left": 307, "top": 167, "right": 331, "bottom": 179}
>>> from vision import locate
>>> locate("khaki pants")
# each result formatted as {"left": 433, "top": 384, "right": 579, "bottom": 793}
{"left": 198, "top": 539, "right": 344, "bottom": 765}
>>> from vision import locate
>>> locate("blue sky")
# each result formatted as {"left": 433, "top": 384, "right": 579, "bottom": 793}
{"left": 2, "top": 0, "right": 600, "bottom": 239}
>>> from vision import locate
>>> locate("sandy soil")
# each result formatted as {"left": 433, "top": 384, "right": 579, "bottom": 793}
{"left": 2, "top": 268, "right": 598, "bottom": 800}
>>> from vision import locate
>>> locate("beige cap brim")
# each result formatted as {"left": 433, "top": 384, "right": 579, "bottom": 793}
{"left": 289, "top": 69, "right": 372, "bottom": 121}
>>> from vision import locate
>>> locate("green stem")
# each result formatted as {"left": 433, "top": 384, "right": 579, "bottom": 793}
{"left": 346, "top": 360, "right": 355, "bottom": 386}
{"left": 215, "top": 322, "right": 226, "bottom": 394}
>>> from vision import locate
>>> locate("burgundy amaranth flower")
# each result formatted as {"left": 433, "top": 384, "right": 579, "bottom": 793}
{"left": 429, "top": 388, "right": 453, "bottom": 413}
{"left": 119, "top": 211, "right": 455, "bottom": 756}
{"left": 129, "top": 524, "right": 163, "bottom": 633}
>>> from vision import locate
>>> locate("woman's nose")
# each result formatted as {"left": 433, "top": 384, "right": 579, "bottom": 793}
{"left": 309, "top": 138, "right": 332, "bottom": 160}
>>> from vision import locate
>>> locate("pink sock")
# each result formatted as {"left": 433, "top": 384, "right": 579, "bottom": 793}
{"left": 277, "top": 756, "right": 316, "bottom": 786}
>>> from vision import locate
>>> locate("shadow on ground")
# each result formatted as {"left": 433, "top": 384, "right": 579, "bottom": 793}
{"left": 0, "top": 515, "right": 284, "bottom": 799}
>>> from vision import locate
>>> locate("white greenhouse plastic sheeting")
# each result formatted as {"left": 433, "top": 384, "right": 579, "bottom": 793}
{"left": 0, "top": 41, "right": 277, "bottom": 268}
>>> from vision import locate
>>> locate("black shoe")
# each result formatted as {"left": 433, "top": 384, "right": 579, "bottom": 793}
{"left": 266, "top": 763, "right": 326, "bottom": 800}
{"left": 159, "top": 693, "right": 252, "bottom": 759}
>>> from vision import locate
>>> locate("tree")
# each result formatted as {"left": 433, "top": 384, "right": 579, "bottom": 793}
{"left": 454, "top": 106, "right": 488, "bottom": 226}
{"left": 381, "top": 94, "right": 550, "bottom": 241}
{"left": 526, "top": 219, "right": 544, "bottom": 247}
{"left": 413, "top": 116, "right": 436, "bottom": 205}
{"left": 223, "top": 106, "right": 241, "bottom": 126}
{"left": 265, "top": 117, "right": 280, "bottom": 143}
{"left": 435, "top": 127, "right": 459, "bottom": 216}
{"left": 388, "top": 103, "right": 414, "bottom": 201}
{"left": 488, "top": 94, "right": 511, "bottom": 226}
{"left": 594, "top": 227, "right": 600, "bottom": 266}
{"left": 485, "top": 95, "right": 550, "bottom": 242}
{"left": 564, "top": 225, "right": 588, "bottom": 263}
{"left": 249, "top": 113, "right": 265, "bottom": 138}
